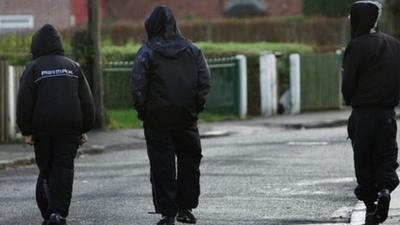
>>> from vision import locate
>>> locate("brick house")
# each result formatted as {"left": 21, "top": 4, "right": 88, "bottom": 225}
{"left": 0, "top": 0, "right": 74, "bottom": 32}
{"left": 0, "top": 0, "right": 107, "bottom": 33}
{"left": 104, "top": 0, "right": 302, "bottom": 22}
{"left": 0, "top": 0, "right": 301, "bottom": 32}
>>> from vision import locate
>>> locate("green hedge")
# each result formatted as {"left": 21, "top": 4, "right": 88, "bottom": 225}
{"left": 0, "top": 34, "right": 313, "bottom": 116}
{"left": 102, "top": 42, "right": 313, "bottom": 62}
{"left": 0, "top": 32, "right": 72, "bottom": 65}
{"left": 103, "top": 17, "right": 347, "bottom": 48}
{"left": 303, "top": 0, "right": 353, "bottom": 17}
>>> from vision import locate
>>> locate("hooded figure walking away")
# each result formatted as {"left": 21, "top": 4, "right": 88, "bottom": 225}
{"left": 342, "top": 1, "right": 400, "bottom": 225}
{"left": 17, "top": 24, "right": 95, "bottom": 225}
{"left": 131, "top": 5, "right": 211, "bottom": 225}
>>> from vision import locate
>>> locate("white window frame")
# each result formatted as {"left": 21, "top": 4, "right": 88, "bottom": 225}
{"left": 0, "top": 15, "right": 34, "bottom": 29}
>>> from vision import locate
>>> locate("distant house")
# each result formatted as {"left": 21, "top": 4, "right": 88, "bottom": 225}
{"left": 0, "top": 0, "right": 301, "bottom": 33}
{"left": 0, "top": 0, "right": 74, "bottom": 33}
{"left": 103, "top": 0, "right": 302, "bottom": 22}
{"left": 0, "top": 0, "right": 105, "bottom": 33}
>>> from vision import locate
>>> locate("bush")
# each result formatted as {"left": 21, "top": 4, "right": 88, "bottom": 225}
{"left": 102, "top": 41, "right": 313, "bottom": 62}
{"left": 0, "top": 16, "right": 345, "bottom": 65}
{"left": 0, "top": 33, "right": 32, "bottom": 65}
{"left": 0, "top": 31, "right": 73, "bottom": 65}
{"left": 101, "top": 16, "right": 348, "bottom": 49}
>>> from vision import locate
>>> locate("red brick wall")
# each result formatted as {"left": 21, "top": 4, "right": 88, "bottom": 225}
{"left": 104, "top": 0, "right": 302, "bottom": 22}
{"left": 71, "top": 0, "right": 87, "bottom": 25}
{"left": 0, "top": 0, "right": 73, "bottom": 29}
{"left": 71, "top": 0, "right": 106, "bottom": 25}
{"left": 266, "top": 0, "right": 302, "bottom": 16}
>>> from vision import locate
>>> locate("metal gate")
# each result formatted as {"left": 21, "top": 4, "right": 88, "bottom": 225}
{"left": 103, "top": 56, "right": 243, "bottom": 116}
{"left": 206, "top": 57, "right": 241, "bottom": 115}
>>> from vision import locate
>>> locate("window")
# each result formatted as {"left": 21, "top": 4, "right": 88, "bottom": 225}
{"left": 0, "top": 15, "right": 34, "bottom": 29}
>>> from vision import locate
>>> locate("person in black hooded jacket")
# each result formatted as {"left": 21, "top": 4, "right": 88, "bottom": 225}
{"left": 342, "top": 1, "right": 400, "bottom": 225}
{"left": 131, "top": 5, "right": 210, "bottom": 225}
{"left": 17, "top": 24, "right": 95, "bottom": 225}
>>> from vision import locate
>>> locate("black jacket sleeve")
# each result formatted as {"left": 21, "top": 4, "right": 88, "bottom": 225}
{"left": 342, "top": 42, "right": 361, "bottom": 106}
{"left": 16, "top": 63, "right": 35, "bottom": 136}
{"left": 131, "top": 46, "right": 151, "bottom": 120}
{"left": 195, "top": 48, "right": 211, "bottom": 112}
{"left": 78, "top": 67, "right": 95, "bottom": 133}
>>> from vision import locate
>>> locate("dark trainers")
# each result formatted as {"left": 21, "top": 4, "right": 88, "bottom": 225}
{"left": 376, "top": 189, "right": 391, "bottom": 223}
{"left": 364, "top": 201, "right": 377, "bottom": 214}
{"left": 47, "top": 213, "right": 66, "bottom": 225}
{"left": 157, "top": 216, "right": 175, "bottom": 225}
{"left": 177, "top": 209, "right": 197, "bottom": 224}
{"left": 365, "top": 213, "right": 378, "bottom": 225}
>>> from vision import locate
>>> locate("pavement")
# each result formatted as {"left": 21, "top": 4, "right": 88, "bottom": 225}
{"left": 250, "top": 109, "right": 351, "bottom": 129}
{"left": 1, "top": 108, "right": 400, "bottom": 224}
{"left": 0, "top": 109, "right": 353, "bottom": 170}
{"left": 0, "top": 125, "right": 230, "bottom": 170}
{"left": 350, "top": 175, "right": 400, "bottom": 225}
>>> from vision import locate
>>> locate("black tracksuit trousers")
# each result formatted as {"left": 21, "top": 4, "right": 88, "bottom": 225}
{"left": 144, "top": 124, "right": 202, "bottom": 216}
{"left": 348, "top": 109, "right": 400, "bottom": 202}
{"left": 34, "top": 135, "right": 80, "bottom": 219}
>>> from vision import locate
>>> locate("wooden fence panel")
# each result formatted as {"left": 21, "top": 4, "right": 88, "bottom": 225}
{"left": 300, "top": 53, "right": 342, "bottom": 111}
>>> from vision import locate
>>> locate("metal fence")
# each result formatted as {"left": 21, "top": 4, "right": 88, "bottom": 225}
{"left": 206, "top": 57, "right": 241, "bottom": 115}
{"left": 103, "top": 56, "right": 244, "bottom": 116}
{"left": 103, "top": 61, "right": 133, "bottom": 109}
{"left": 300, "top": 53, "right": 342, "bottom": 111}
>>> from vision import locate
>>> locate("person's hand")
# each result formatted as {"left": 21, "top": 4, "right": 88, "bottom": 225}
{"left": 80, "top": 133, "right": 88, "bottom": 145}
{"left": 25, "top": 135, "right": 34, "bottom": 145}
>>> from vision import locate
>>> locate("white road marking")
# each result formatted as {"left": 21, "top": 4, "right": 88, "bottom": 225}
{"left": 297, "top": 177, "right": 355, "bottom": 186}
{"left": 331, "top": 206, "right": 353, "bottom": 219}
{"left": 298, "top": 224, "right": 348, "bottom": 225}
{"left": 287, "top": 141, "right": 329, "bottom": 146}
{"left": 350, "top": 201, "right": 365, "bottom": 225}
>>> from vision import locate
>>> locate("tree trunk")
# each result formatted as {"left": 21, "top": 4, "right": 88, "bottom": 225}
{"left": 387, "top": 0, "right": 400, "bottom": 38}
{"left": 87, "top": 0, "right": 105, "bottom": 129}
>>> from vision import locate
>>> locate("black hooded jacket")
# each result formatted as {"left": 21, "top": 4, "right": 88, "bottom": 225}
{"left": 131, "top": 6, "right": 211, "bottom": 129}
{"left": 17, "top": 24, "right": 95, "bottom": 136}
{"left": 342, "top": 1, "right": 400, "bottom": 109}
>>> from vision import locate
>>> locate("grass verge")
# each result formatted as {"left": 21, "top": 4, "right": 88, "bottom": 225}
{"left": 106, "top": 109, "right": 240, "bottom": 129}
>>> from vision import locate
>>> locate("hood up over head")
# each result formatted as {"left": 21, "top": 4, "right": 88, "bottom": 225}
{"left": 350, "top": 0, "right": 383, "bottom": 40}
{"left": 31, "top": 24, "right": 64, "bottom": 59}
{"left": 144, "top": 5, "right": 191, "bottom": 58}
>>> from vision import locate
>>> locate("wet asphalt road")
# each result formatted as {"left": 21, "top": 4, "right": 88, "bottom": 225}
{"left": 0, "top": 124, "right": 358, "bottom": 225}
